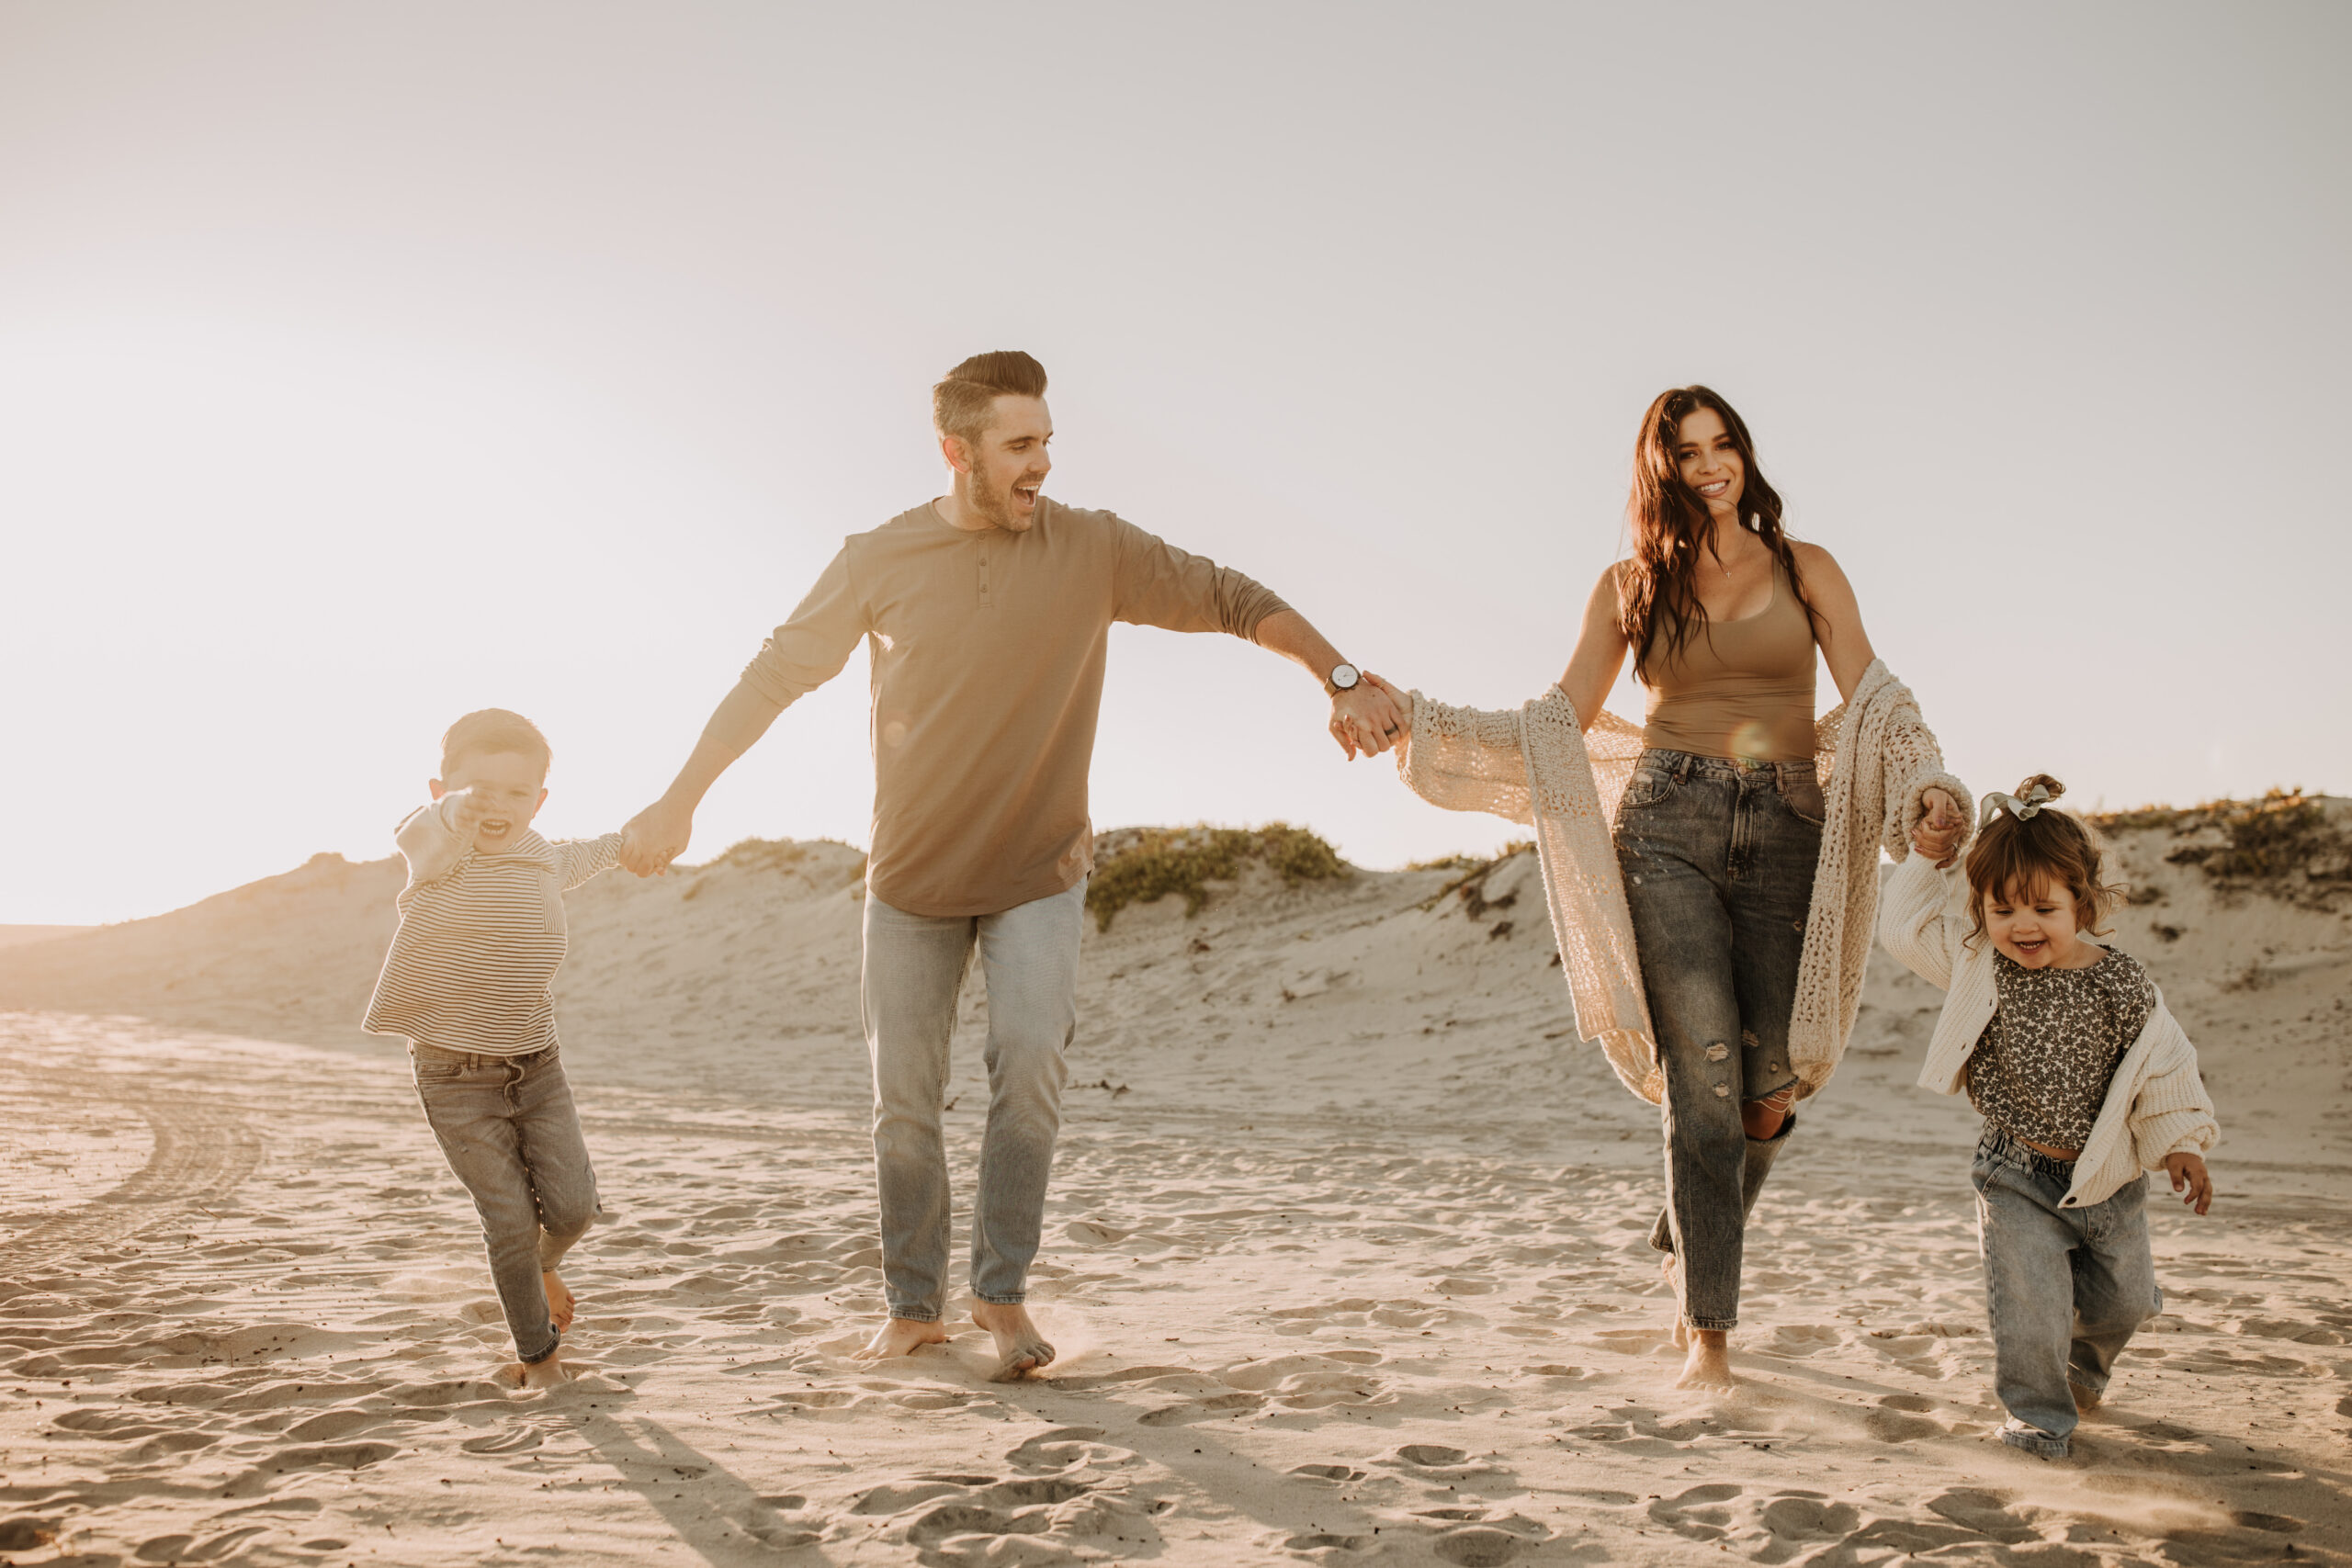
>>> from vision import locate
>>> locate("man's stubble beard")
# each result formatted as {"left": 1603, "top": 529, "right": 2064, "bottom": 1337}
{"left": 964, "top": 467, "right": 1037, "bottom": 532}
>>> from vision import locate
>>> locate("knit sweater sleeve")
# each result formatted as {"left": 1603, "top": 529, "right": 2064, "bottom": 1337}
{"left": 2128, "top": 1001, "right": 2221, "bottom": 1166}
{"left": 1875, "top": 697, "right": 1973, "bottom": 863}
{"left": 1877, "top": 853, "right": 1963, "bottom": 990}
{"left": 1393, "top": 690, "right": 1535, "bottom": 824}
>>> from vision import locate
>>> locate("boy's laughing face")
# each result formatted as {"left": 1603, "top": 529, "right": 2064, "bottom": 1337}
{"left": 431, "top": 750, "right": 548, "bottom": 856}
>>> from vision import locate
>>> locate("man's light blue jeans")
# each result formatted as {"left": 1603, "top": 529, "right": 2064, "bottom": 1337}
{"left": 1973, "top": 1126, "right": 2161, "bottom": 1459}
{"left": 862, "top": 879, "right": 1085, "bottom": 1323}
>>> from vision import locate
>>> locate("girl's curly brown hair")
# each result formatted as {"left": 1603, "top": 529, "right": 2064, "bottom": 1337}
{"left": 1962, "top": 774, "right": 2128, "bottom": 951}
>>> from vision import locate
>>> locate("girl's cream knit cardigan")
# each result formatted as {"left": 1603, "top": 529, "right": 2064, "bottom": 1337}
{"left": 1877, "top": 852, "right": 2218, "bottom": 1208}
{"left": 1396, "top": 659, "right": 1968, "bottom": 1105}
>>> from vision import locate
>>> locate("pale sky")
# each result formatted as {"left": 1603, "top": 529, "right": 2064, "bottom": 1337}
{"left": 4, "top": 3, "right": 2345, "bottom": 926}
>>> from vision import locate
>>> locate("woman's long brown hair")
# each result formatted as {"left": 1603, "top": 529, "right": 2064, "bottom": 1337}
{"left": 1618, "top": 386, "right": 1820, "bottom": 683}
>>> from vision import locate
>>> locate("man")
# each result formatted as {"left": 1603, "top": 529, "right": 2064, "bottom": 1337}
{"left": 620, "top": 350, "right": 1403, "bottom": 1379}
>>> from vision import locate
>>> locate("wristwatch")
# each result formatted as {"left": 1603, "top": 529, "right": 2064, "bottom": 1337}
{"left": 1325, "top": 662, "right": 1361, "bottom": 697}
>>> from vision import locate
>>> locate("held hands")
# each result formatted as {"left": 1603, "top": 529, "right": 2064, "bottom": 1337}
{"left": 1911, "top": 786, "right": 1966, "bottom": 868}
{"left": 2164, "top": 1152, "right": 2214, "bottom": 1215}
{"left": 620, "top": 797, "right": 694, "bottom": 877}
{"left": 1329, "top": 676, "right": 1409, "bottom": 761}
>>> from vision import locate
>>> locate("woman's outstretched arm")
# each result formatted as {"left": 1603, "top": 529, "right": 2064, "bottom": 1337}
{"left": 1554, "top": 564, "right": 1632, "bottom": 730}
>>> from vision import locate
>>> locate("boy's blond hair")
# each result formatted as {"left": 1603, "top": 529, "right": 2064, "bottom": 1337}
{"left": 440, "top": 709, "right": 551, "bottom": 778}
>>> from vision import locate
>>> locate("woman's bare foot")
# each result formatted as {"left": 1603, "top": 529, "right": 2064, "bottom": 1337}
{"left": 499, "top": 1351, "right": 573, "bottom": 1390}
{"left": 854, "top": 1316, "right": 950, "bottom": 1361}
{"left": 1660, "top": 1255, "right": 1690, "bottom": 1349}
{"left": 1677, "top": 1329, "right": 1736, "bottom": 1390}
{"left": 971, "top": 1301, "right": 1056, "bottom": 1382}
{"left": 543, "top": 1270, "right": 576, "bottom": 1332}
{"left": 2071, "top": 1381, "right": 2102, "bottom": 1416}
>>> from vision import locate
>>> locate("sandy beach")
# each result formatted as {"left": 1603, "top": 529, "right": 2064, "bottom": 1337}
{"left": 4, "top": 803, "right": 2348, "bottom": 1566}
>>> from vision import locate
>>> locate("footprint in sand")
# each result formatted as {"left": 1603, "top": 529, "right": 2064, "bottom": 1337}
{"left": 841, "top": 1468, "right": 1164, "bottom": 1563}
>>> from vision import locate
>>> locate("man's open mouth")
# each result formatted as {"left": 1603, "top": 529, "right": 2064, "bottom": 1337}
{"left": 1013, "top": 484, "right": 1040, "bottom": 505}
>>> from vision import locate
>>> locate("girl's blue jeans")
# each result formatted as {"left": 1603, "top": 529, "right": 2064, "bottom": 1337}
{"left": 1973, "top": 1126, "right": 2161, "bottom": 1458}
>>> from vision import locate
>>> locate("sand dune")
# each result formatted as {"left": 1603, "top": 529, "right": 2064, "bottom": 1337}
{"left": 2, "top": 802, "right": 2347, "bottom": 1564}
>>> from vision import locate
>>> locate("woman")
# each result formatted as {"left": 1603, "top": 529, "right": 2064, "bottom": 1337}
{"left": 1375, "top": 386, "right": 1968, "bottom": 1389}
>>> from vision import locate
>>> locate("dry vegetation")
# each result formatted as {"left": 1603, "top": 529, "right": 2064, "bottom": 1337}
{"left": 1084, "top": 823, "right": 1350, "bottom": 931}
{"left": 2092, "top": 789, "right": 2351, "bottom": 905}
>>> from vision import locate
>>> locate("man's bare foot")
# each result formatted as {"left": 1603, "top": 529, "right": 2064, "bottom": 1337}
{"left": 971, "top": 1301, "right": 1056, "bottom": 1382}
{"left": 854, "top": 1316, "right": 950, "bottom": 1361}
{"left": 543, "top": 1270, "right": 576, "bottom": 1332}
{"left": 1677, "top": 1329, "right": 1736, "bottom": 1390}
{"left": 499, "top": 1350, "right": 573, "bottom": 1390}
{"left": 2071, "top": 1381, "right": 2102, "bottom": 1416}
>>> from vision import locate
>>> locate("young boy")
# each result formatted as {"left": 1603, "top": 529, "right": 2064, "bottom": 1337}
{"left": 363, "top": 708, "right": 623, "bottom": 1388}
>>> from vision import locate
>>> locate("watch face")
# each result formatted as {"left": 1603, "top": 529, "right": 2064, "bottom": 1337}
{"left": 1331, "top": 663, "right": 1361, "bottom": 690}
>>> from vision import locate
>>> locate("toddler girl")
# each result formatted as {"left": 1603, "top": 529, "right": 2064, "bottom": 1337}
{"left": 1878, "top": 774, "right": 2217, "bottom": 1459}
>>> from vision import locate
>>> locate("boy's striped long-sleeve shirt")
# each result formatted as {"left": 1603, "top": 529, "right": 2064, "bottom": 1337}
{"left": 362, "top": 798, "right": 623, "bottom": 1057}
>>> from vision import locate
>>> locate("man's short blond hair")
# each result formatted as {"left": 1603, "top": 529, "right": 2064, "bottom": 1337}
{"left": 933, "top": 351, "right": 1047, "bottom": 446}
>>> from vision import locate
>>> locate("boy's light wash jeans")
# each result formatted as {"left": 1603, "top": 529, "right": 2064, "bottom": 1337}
{"left": 1973, "top": 1126, "right": 2160, "bottom": 1459}
{"left": 862, "top": 879, "right": 1086, "bottom": 1323}
{"left": 411, "top": 1043, "right": 600, "bottom": 1364}
{"left": 1614, "top": 750, "right": 1822, "bottom": 1333}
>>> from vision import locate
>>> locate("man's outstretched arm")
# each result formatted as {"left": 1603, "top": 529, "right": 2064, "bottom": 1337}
{"left": 620, "top": 681, "right": 786, "bottom": 874}
{"left": 622, "top": 548, "right": 865, "bottom": 875}
{"left": 1251, "top": 607, "right": 1408, "bottom": 761}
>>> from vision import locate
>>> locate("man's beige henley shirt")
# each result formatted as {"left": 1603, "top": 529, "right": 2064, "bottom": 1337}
{"left": 741, "top": 498, "right": 1292, "bottom": 918}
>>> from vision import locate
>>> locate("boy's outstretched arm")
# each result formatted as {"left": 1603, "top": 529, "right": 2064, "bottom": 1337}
{"left": 621, "top": 680, "right": 786, "bottom": 874}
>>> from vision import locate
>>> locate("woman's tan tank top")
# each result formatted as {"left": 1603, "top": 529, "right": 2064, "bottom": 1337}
{"left": 1641, "top": 565, "right": 1819, "bottom": 762}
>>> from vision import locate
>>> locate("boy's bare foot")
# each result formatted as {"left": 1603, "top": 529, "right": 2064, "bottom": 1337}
{"left": 544, "top": 1270, "right": 576, "bottom": 1332}
{"left": 972, "top": 1301, "right": 1056, "bottom": 1382}
{"left": 854, "top": 1316, "right": 950, "bottom": 1361}
{"left": 2071, "top": 1381, "right": 2102, "bottom": 1415}
{"left": 1677, "top": 1329, "right": 1736, "bottom": 1390}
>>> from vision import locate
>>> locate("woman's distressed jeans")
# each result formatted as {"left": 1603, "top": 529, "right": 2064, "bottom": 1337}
{"left": 1616, "top": 749, "right": 1823, "bottom": 1332}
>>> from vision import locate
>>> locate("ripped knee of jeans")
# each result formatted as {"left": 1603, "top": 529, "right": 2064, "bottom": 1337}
{"left": 1747, "top": 1081, "right": 1799, "bottom": 1113}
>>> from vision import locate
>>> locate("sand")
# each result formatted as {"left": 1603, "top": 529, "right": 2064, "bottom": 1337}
{"left": 2, "top": 807, "right": 2348, "bottom": 1566}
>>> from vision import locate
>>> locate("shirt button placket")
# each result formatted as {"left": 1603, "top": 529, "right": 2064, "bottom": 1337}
{"left": 978, "top": 547, "right": 992, "bottom": 608}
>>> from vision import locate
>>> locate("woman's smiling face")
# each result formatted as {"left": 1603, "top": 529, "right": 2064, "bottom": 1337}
{"left": 1673, "top": 407, "right": 1745, "bottom": 521}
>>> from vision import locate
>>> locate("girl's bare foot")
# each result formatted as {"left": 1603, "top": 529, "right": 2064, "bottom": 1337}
{"left": 543, "top": 1270, "right": 576, "bottom": 1332}
{"left": 2071, "top": 1381, "right": 2102, "bottom": 1415}
{"left": 854, "top": 1316, "right": 950, "bottom": 1361}
{"left": 971, "top": 1301, "right": 1056, "bottom": 1382}
{"left": 1678, "top": 1329, "right": 1736, "bottom": 1390}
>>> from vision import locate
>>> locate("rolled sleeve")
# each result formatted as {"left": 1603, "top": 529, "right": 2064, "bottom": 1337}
{"left": 1109, "top": 515, "right": 1291, "bottom": 639}
{"left": 741, "top": 546, "right": 869, "bottom": 710}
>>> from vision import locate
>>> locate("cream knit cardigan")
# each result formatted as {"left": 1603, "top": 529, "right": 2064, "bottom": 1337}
{"left": 1877, "top": 853, "right": 2219, "bottom": 1208}
{"left": 1396, "top": 658, "right": 1968, "bottom": 1105}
